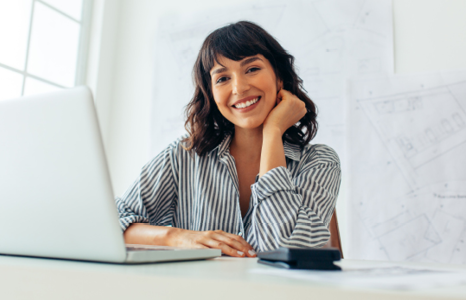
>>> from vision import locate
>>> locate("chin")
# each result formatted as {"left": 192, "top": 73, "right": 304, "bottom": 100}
{"left": 235, "top": 121, "right": 265, "bottom": 130}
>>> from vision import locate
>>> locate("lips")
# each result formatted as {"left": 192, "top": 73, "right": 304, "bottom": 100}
{"left": 232, "top": 96, "right": 261, "bottom": 112}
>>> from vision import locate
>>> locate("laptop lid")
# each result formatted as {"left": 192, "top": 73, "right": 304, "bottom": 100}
{"left": 0, "top": 86, "right": 127, "bottom": 263}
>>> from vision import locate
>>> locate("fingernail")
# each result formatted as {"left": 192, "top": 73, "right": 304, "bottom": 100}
{"left": 248, "top": 250, "right": 256, "bottom": 256}
{"left": 237, "top": 251, "right": 244, "bottom": 256}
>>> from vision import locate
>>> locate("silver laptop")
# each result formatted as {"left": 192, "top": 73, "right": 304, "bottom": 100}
{"left": 0, "top": 86, "right": 220, "bottom": 263}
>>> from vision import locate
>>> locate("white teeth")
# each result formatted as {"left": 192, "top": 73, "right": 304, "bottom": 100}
{"left": 235, "top": 97, "right": 259, "bottom": 109}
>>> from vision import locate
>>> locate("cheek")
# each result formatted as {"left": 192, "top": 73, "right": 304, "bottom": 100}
{"left": 212, "top": 89, "right": 226, "bottom": 106}
{"left": 264, "top": 80, "right": 278, "bottom": 101}
{"left": 257, "top": 74, "right": 278, "bottom": 94}
{"left": 214, "top": 98, "right": 227, "bottom": 112}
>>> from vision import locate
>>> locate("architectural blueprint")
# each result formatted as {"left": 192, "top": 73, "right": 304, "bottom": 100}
{"left": 348, "top": 72, "right": 466, "bottom": 263}
{"left": 150, "top": 0, "right": 394, "bottom": 161}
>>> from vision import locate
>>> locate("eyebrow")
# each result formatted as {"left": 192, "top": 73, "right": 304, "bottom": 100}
{"left": 211, "top": 66, "right": 227, "bottom": 76}
{"left": 210, "top": 56, "right": 263, "bottom": 76}
{"left": 240, "top": 56, "right": 262, "bottom": 67}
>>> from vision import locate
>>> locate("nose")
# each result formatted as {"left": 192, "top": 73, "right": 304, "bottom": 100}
{"left": 232, "top": 74, "right": 250, "bottom": 95}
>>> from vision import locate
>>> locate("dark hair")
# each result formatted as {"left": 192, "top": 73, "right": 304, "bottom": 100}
{"left": 183, "top": 21, "right": 318, "bottom": 156}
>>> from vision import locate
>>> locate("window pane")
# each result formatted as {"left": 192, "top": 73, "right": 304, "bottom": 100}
{"left": 27, "top": 2, "right": 80, "bottom": 87}
{"left": 0, "top": 0, "right": 32, "bottom": 70}
{"left": 42, "top": 0, "right": 83, "bottom": 21}
{"left": 23, "top": 77, "right": 61, "bottom": 96}
{"left": 0, "top": 67, "right": 23, "bottom": 101}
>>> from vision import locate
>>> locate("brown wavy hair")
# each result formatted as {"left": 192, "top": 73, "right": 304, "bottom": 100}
{"left": 183, "top": 21, "right": 318, "bottom": 156}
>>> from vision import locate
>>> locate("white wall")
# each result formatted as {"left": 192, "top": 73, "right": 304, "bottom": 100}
{"left": 393, "top": 0, "right": 466, "bottom": 73}
{"left": 87, "top": 0, "right": 466, "bottom": 254}
{"left": 86, "top": 0, "right": 121, "bottom": 153}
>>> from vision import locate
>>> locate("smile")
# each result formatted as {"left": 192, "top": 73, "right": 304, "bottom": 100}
{"left": 233, "top": 96, "right": 261, "bottom": 109}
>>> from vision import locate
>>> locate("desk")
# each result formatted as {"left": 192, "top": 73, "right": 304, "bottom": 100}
{"left": 1, "top": 255, "right": 466, "bottom": 300}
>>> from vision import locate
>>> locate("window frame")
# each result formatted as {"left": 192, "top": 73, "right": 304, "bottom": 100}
{"left": 0, "top": 0, "right": 93, "bottom": 95}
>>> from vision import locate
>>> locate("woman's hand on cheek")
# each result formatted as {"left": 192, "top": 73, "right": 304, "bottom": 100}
{"left": 167, "top": 228, "right": 256, "bottom": 258}
{"left": 263, "top": 89, "right": 307, "bottom": 135}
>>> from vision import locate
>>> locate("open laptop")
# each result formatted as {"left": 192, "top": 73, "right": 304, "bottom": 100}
{"left": 0, "top": 86, "right": 221, "bottom": 263}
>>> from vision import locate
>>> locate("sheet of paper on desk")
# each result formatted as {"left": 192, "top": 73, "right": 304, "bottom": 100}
{"left": 251, "top": 264, "right": 466, "bottom": 290}
{"left": 347, "top": 71, "right": 466, "bottom": 264}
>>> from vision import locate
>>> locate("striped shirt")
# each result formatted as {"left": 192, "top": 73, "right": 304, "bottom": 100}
{"left": 116, "top": 134, "right": 341, "bottom": 252}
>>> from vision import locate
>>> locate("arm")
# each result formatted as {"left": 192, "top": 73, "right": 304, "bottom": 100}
{"left": 259, "top": 126, "right": 286, "bottom": 177}
{"left": 249, "top": 146, "right": 341, "bottom": 251}
{"left": 124, "top": 223, "right": 174, "bottom": 245}
{"left": 247, "top": 89, "right": 341, "bottom": 251}
{"left": 124, "top": 223, "right": 256, "bottom": 257}
{"left": 259, "top": 89, "right": 306, "bottom": 177}
{"left": 115, "top": 143, "right": 178, "bottom": 232}
{"left": 116, "top": 140, "right": 256, "bottom": 257}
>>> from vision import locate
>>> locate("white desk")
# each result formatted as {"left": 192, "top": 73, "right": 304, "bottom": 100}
{"left": 1, "top": 255, "right": 466, "bottom": 300}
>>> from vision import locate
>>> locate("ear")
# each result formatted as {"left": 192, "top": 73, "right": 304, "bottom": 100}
{"left": 277, "top": 79, "right": 283, "bottom": 91}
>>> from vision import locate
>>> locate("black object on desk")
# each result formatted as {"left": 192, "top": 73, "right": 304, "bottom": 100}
{"left": 257, "top": 247, "right": 341, "bottom": 271}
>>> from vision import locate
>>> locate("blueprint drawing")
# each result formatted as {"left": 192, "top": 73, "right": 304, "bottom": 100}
{"left": 348, "top": 72, "right": 466, "bottom": 263}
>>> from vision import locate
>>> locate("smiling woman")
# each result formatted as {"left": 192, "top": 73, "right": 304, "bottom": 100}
{"left": 116, "top": 21, "right": 341, "bottom": 257}
{"left": 210, "top": 54, "right": 279, "bottom": 131}
{"left": 184, "top": 21, "right": 318, "bottom": 155}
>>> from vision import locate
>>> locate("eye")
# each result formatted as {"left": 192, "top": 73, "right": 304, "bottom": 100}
{"left": 216, "top": 76, "right": 228, "bottom": 84}
{"left": 247, "top": 67, "right": 260, "bottom": 73}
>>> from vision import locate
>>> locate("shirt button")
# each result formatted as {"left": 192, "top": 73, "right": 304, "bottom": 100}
{"left": 238, "top": 232, "right": 243, "bottom": 236}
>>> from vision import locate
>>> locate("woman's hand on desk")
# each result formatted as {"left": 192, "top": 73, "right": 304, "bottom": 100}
{"left": 168, "top": 228, "right": 257, "bottom": 258}
{"left": 124, "top": 224, "right": 256, "bottom": 258}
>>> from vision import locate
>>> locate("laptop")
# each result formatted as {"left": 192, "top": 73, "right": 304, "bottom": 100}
{"left": 0, "top": 86, "right": 221, "bottom": 263}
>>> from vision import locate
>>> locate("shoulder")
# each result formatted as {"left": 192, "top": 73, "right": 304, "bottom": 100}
{"left": 166, "top": 134, "right": 190, "bottom": 153}
{"left": 300, "top": 143, "right": 340, "bottom": 168}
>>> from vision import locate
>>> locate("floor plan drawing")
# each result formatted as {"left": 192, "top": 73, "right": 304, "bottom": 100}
{"left": 357, "top": 82, "right": 466, "bottom": 188}
{"left": 348, "top": 73, "right": 466, "bottom": 263}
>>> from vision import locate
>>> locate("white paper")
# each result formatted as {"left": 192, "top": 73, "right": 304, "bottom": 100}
{"left": 251, "top": 263, "right": 466, "bottom": 290}
{"left": 150, "top": 0, "right": 394, "bottom": 163}
{"left": 347, "top": 72, "right": 466, "bottom": 263}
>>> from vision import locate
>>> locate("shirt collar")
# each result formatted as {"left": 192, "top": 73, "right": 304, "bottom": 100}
{"left": 212, "top": 134, "right": 233, "bottom": 158}
{"left": 209, "top": 134, "right": 302, "bottom": 162}
{"left": 205, "top": 134, "right": 231, "bottom": 158}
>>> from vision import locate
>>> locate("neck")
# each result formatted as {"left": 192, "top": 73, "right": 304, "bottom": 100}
{"left": 230, "top": 126, "right": 263, "bottom": 163}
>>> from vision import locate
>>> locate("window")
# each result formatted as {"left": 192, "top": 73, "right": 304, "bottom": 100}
{"left": 0, "top": 0, "right": 92, "bottom": 100}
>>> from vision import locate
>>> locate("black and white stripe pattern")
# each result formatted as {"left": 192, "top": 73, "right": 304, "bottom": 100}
{"left": 116, "top": 134, "right": 341, "bottom": 252}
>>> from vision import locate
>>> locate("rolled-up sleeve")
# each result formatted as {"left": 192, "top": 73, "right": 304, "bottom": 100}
{"left": 115, "top": 143, "right": 178, "bottom": 231}
{"left": 248, "top": 145, "right": 341, "bottom": 251}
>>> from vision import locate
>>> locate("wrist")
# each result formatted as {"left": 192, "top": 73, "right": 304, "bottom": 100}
{"left": 262, "top": 124, "right": 282, "bottom": 138}
{"left": 164, "top": 226, "right": 182, "bottom": 247}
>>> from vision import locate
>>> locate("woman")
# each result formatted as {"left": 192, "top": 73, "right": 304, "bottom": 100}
{"left": 117, "top": 21, "right": 341, "bottom": 258}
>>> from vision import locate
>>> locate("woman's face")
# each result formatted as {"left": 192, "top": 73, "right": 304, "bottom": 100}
{"left": 210, "top": 54, "right": 281, "bottom": 130}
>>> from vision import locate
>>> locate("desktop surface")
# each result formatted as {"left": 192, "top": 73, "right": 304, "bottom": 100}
{"left": 2, "top": 254, "right": 466, "bottom": 300}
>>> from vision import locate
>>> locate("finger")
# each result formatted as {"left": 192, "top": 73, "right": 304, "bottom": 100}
{"left": 214, "top": 230, "right": 252, "bottom": 249}
{"left": 277, "top": 89, "right": 292, "bottom": 99}
{"left": 214, "top": 231, "right": 256, "bottom": 257}
{"left": 276, "top": 95, "right": 282, "bottom": 105}
{"left": 201, "top": 238, "right": 245, "bottom": 257}
{"left": 212, "top": 233, "right": 253, "bottom": 256}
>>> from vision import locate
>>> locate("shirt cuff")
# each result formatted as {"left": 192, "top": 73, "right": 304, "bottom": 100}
{"left": 119, "top": 216, "right": 149, "bottom": 231}
{"left": 251, "top": 166, "right": 295, "bottom": 202}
